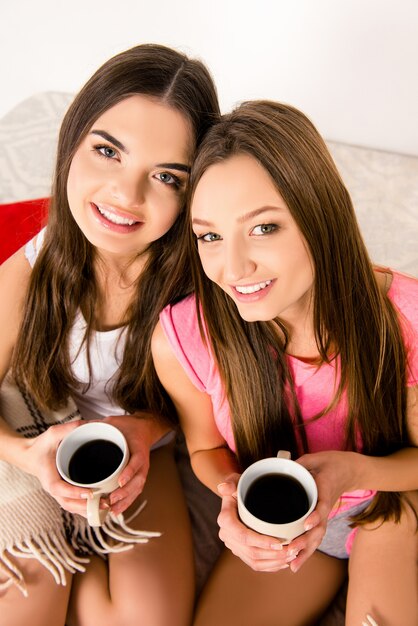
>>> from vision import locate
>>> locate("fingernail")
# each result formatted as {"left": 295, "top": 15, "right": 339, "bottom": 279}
{"left": 80, "top": 492, "right": 91, "bottom": 499}
{"left": 304, "top": 522, "right": 313, "bottom": 531}
{"left": 217, "top": 482, "right": 228, "bottom": 490}
{"left": 118, "top": 476, "right": 128, "bottom": 488}
{"left": 271, "top": 543, "right": 283, "bottom": 550}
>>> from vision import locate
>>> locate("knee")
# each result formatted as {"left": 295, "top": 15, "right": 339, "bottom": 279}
{"left": 359, "top": 497, "right": 418, "bottom": 549}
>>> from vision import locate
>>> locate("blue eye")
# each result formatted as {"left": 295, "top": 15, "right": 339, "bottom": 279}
{"left": 155, "top": 172, "right": 181, "bottom": 187}
{"left": 197, "top": 232, "right": 222, "bottom": 243}
{"left": 252, "top": 223, "right": 278, "bottom": 235}
{"left": 95, "top": 145, "right": 118, "bottom": 159}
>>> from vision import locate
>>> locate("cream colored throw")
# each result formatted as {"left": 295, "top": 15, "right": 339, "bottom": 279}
{"left": 0, "top": 374, "right": 159, "bottom": 597}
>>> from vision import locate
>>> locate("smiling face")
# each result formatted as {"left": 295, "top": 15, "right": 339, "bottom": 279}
{"left": 191, "top": 153, "right": 315, "bottom": 327}
{"left": 67, "top": 94, "right": 193, "bottom": 259}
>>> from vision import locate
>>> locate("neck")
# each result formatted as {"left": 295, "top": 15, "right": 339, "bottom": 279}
{"left": 278, "top": 298, "right": 319, "bottom": 359}
{"left": 95, "top": 249, "right": 148, "bottom": 288}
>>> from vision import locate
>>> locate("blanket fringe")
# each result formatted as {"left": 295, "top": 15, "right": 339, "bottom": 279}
{"left": 1, "top": 505, "right": 161, "bottom": 597}
{"left": 0, "top": 552, "right": 26, "bottom": 597}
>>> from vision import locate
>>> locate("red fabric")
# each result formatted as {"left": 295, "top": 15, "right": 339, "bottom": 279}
{"left": 0, "top": 198, "right": 49, "bottom": 264}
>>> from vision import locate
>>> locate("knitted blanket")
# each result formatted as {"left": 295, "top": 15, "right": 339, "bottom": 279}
{"left": 0, "top": 373, "right": 159, "bottom": 597}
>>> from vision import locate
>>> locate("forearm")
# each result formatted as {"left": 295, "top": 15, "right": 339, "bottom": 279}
{"left": 355, "top": 447, "right": 418, "bottom": 493}
{"left": 0, "top": 415, "right": 27, "bottom": 466}
{"left": 129, "top": 411, "right": 173, "bottom": 448}
{"left": 190, "top": 445, "right": 241, "bottom": 495}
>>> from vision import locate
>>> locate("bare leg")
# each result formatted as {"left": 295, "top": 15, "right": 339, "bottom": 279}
{"left": 0, "top": 558, "right": 72, "bottom": 626}
{"left": 68, "top": 444, "right": 195, "bottom": 626}
{"left": 346, "top": 495, "right": 418, "bottom": 626}
{"left": 194, "top": 548, "right": 346, "bottom": 626}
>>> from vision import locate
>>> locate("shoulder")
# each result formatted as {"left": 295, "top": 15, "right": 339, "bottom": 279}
{"left": 156, "top": 295, "right": 212, "bottom": 392}
{"left": 152, "top": 318, "right": 206, "bottom": 398}
{"left": 24, "top": 228, "right": 46, "bottom": 268}
{"left": 159, "top": 293, "right": 200, "bottom": 336}
{"left": 0, "top": 246, "right": 32, "bottom": 298}
{"left": 387, "top": 270, "right": 418, "bottom": 325}
{"left": 159, "top": 294, "right": 204, "bottom": 362}
{"left": 0, "top": 247, "right": 32, "bottom": 379}
{"left": 387, "top": 270, "right": 418, "bottom": 385}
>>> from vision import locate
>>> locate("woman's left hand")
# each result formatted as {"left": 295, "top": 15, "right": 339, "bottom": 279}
{"left": 284, "top": 450, "right": 361, "bottom": 572}
{"left": 100, "top": 413, "right": 162, "bottom": 515}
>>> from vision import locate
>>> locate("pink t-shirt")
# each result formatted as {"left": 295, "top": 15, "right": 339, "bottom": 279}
{"left": 160, "top": 270, "right": 418, "bottom": 516}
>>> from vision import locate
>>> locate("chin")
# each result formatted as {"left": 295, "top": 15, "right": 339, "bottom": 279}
{"left": 235, "top": 305, "right": 274, "bottom": 323}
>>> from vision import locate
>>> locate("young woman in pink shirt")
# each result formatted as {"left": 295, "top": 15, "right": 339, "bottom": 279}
{"left": 152, "top": 101, "right": 418, "bottom": 625}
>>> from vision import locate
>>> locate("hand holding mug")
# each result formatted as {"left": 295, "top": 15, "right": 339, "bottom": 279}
{"left": 56, "top": 422, "right": 129, "bottom": 526}
{"left": 217, "top": 473, "right": 293, "bottom": 572}
{"left": 237, "top": 450, "right": 318, "bottom": 543}
{"left": 100, "top": 413, "right": 158, "bottom": 516}
{"left": 21, "top": 419, "right": 92, "bottom": 515}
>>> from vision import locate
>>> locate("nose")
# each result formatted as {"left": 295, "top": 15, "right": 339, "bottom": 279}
{"left": 109, "top": 169, "right": 146, "bottom": 209}
{"left": 222, "top": 237, "right": 256, "bottom": 283}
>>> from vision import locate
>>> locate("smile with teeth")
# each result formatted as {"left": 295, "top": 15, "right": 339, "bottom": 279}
{"left": 234, "top": 280, "right": 272, "bottom": 294}
{"left": 96, "top": 204, "right": 139, "bottom": 226}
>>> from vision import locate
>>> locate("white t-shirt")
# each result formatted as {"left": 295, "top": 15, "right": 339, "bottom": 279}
{"left": 25, "top": 229, "right": 128, "bottom": 421}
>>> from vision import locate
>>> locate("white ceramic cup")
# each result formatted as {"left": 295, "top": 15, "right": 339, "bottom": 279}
{"left": 56, "top": 422, "right": 129, "bottom": 527}
{"left": 237, "top": 450, "right": 317, "bottom": 543}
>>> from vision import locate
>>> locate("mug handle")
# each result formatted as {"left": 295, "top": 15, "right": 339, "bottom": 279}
{"left": 277, "top": 450, "right": 291, "bottom": 459}
{"left": 87, "top": 491, "right": 108, "bottom": 527}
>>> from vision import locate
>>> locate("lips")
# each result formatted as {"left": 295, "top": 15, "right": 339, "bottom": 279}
{"left": 96, "top": 203, "right": 139, "bottom": 226}
{"left": 91, "top": 202, "right": 144, "bottom": 233}
{"left": 235, "top": 280, "right": 272, "bottom": 294}
{"left": 231, "top": 279, "right": 275, "bottom": 303}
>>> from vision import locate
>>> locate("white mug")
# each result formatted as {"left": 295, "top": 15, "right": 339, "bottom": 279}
{"left": 56, "top": 422, "right": 129, "bottom": 527}
{"left": 237, "top": 450, "right": 317, "bottom": 543}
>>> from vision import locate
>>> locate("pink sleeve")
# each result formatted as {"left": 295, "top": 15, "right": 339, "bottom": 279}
{"left": 159, "top": 295, "right": 210, "bottom": 392}
{"left": 389, "top": 271, "right": 418, "bottom": 386}
{"left": 160, "top": 296, "right": 236, "bottom": 451}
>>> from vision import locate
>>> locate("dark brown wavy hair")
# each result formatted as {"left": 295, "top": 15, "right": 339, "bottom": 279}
{"left": 183, "top": 100, "right": 411, "bottom": 525}
{"left": 12, "top": 43, "right": 220, "bottom": 424}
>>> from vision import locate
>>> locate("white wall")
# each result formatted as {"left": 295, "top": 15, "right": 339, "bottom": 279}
{"left": 1, "top": 0, "right": 417, "bottom": 155}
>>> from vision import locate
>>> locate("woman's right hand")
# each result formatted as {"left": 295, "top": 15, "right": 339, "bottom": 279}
{"left": 217, "top": 473, "right": 297, "bottom": 572}
{"left": 20, "top": 420, "right": 94, "bottom": 515}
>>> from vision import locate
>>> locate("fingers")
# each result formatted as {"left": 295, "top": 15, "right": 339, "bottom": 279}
{"left": 46, "top": 474, "right": 94, "bottom": 516}
{"left": 362, "top": 615, "right": 379, "bottom": 626}
{"left": 217, "top": 473, "right": 240, "bottom": 497}
{"left": 107, "top": 453, "right": 149, "bottom": 515}
{"left": 109, "top": 473, "right": 144, "bottom": 515}
{"left": 218, "top": 518, "right": 283, "bottom": 551}
{"left": 286, "top": 521, "right": 327, "bottom": 573}
{"left": 118, "top": 451, "right": 148, "bottom": 488}
{"left": 217, "top": 487, "right": 292, "bottom": 571}
{"left": 45, "top": 419, "right": 85, "bottom": 443}
{"left": 218, "top": 485, "right": 328, "bottom": 574}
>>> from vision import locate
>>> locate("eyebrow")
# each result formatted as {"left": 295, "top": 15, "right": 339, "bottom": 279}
{"left": 91, "top": 130, "right": 127, "bottom": 153}
{"left": 192, "top": 205, "right": 284, "bottom": 227}
{"left": 90, "top": 130, "right": 191, "bottom": 173}
{"left": 157, "top": 162, "right": 191, "bottom": 174}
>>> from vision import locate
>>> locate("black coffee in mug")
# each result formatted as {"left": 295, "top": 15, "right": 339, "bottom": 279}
{"left": 68, "top": 439, "right": 123, "bottom": 484}
{"left": 244, "top": 473, "right": 309, "bottom": 524}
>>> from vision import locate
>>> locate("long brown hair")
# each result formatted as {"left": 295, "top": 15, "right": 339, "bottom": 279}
{"left": 13, "top": 43, "right": 220, "bottom": 423}
{"left": 184, "top": 100, "right": 410, "bottom": 525}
